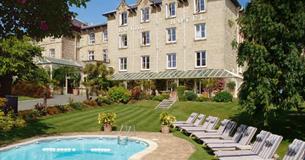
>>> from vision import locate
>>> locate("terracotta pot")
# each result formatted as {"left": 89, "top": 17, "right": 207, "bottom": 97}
{"left": 103, "top": 124, "right": 112, "bottom": 132}
{"left": 73, "top": 88, "right": 79, "bottom": 95}
{"left": 161, "top": 125, "right": 170, "bottom": 134}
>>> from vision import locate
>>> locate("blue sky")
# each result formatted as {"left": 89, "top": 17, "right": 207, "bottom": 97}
{"left": 70, "top": 0, "right": 249, "bottom": 25}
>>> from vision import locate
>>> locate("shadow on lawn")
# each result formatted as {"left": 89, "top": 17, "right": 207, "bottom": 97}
{"left": 230, "top": 110, "right": 305, "bottom": 141}
{"left": 0, "top": 121, "right": 54, "bottom": 146}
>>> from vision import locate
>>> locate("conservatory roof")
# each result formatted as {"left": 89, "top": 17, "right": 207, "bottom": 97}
{"left": 111, "top": 69, "right": 242, "bottom": 81}
{"left": 35, "top": 56, "right": 83, "bottom": 68}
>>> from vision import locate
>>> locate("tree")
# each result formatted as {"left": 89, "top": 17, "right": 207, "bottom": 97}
{"left": 237, "top": 0, "right": 305, "bottom": 122}
{"left": 83, "top": 62, "right": 114, "bottom": 99}
{"left": 0, "top": 36, "right": 42, "bottom": 97}
{"left": 0, "top": 0, "right": 88, "bottom": 97}
{"left": 53, "top": 66, "right": 81, "bottom": 88}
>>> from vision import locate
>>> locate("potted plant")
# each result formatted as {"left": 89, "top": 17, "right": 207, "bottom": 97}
{"left": 98, "top": 112, "right": 117, "bottom": 132}
{"left": 160, "top": 112, "right": 176, "bottom": 134}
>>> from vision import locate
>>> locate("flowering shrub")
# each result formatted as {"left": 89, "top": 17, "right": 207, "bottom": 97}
{"left": 98, "top": 112, "right": 117, "bottom": 126}
{"left": 0, "top": 112, "right": 26, "bottom": 132}
{"left": 131, "top": 86, "right": 142, "bottom": 100}
{"left": 12, "top": 81, "right": 51, "bottom": 98}
{"left": 160, "top": 112, "right": 176, "bottom": 126}
{"left": 0, "top": 98, "right": 7, "bottom": 107}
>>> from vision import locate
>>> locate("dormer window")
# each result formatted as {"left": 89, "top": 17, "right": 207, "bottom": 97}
{"left": 141, "top": 7, "right": 150, "bottom": 22}
{"left": 120, "top": 12, "right": 128, "bottom": 26}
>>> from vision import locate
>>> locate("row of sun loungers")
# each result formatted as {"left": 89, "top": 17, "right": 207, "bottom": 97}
{"left": 172, "top": 112, "right": 305, "bottom": 160}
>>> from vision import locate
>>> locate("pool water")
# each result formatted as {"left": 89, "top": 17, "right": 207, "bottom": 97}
{"left": 0, "top": 137, "right": 148, "bottom": 160}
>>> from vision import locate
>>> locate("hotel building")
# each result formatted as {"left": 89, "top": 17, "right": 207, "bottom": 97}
{"left": 37, "top": 0, "right": 243, "bottom": 96}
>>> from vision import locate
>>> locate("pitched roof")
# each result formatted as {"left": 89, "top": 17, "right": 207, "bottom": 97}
{"left": 36, "top": 56, "right": 83, "bottom": 68}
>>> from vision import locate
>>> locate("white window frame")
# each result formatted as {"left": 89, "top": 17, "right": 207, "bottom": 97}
{"left": 166, "top": 27, "right": 176, "bottom": 43}
{"left": 141, "top": 7, "right": 150, "bottom": 22}
{"left": 167, "top": 53, "right": 177, "bottom": 69}
{"left": 120, "top": 12, "right": 128, "bottom": 26}
{"left": 49, "top": 49, "right": 55, "bottom": 57}
{"left": 88, "top": 50, "right": 95, "bottom": 61}
{"left": 88, "top": 32, "right": 95, "bottom": 45}
{"left": 103, "top": 30, "right": 108, "bottom": 42}
{"left": 141, "top": 31, "right": 150, "bottom": 46}
{"left": 195, "top": 50, "right": 207, "bottom": 68}
{"left": 194, "top": 0, "right": 206, "bottom": 13}
{"left": 167, "top": 2, "right": 176, "bottom": 18}
{"left": 119, "top": 34, "right": 128, "bottom": 48}
{"left": 195, "top": 23, "right": 206, "bottom": 40}
{"left": 141, "top": 56, "right": 150, "bottom": 70}
{"left": 119, "top": 57, "right": 127, "bottom": 71}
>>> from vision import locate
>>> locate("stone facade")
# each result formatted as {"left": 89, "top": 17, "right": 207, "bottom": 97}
{"left": 104, "top": 0, "right": 242, "bottom": 74}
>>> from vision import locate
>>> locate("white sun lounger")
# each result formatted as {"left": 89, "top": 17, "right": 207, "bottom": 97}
{"left": 214, "top": 130, "right": 271, "bottom": 158}
{"left": 207, "top": 126, "right": 257, "bottom": 151}
{"left": 175, "top": 114, "right": 205, "bottom": 128}
{"left": 201, "top": 124, "right": 247, "bottom": 144}
{"left": 283, "top": 139, "right": 305, "bottom": 160}
{"left": 181, "top": 116, "right": 220, "bottom": 133}
{"left": 193, "top": 121, "right": 237, "bottom": 140}
{"left": 173, "top": 112, "right": 198, "bottom": 128}
{"left": 219, "top": 133, "right": 283, "bottom": 160}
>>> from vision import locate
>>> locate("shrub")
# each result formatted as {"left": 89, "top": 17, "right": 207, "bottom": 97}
{"left": 185, "top": 91, "right": 198, "bottom": 101}
{"left": 47, "top": 106, "right": 60, "bottom": 115}
{"left": 227, "top": 81, "right": 236, "bottom": 91}
{"left": 213, "top": 91, "right": 233, "bottom": 102}
{"left": 160, "top": 112, "right": 176, "bottom": 126}
{"left": 108, "top": 86, "right": 131, "bottom": 104}
{"left": 98, "top": 112, "right": 117, "bottom": 126}
{"left": 34, "top": 103, "right": 47, "bottom": 116}
{"left": 177, "top": 86, "right": 186, "bottom": 101}
{"left": 12, "top": 81, "right": 51, "bottom": 98}
{"left": 96, "top": 96, "right": 113, "bottom": 106}
{"left": 0, "top": 98, "right": 7, "bottom": 107}
{"left": 196, "top": 96, "right": 210, "bottom": 102}
{"left": 161, "top": 93, "right": 170, "bottom": 99}
{"left": 70, "top": 102, "right": 85, "bottom": 110}
{"left": 56, "top": 104, "right": 73, "bottom": 113}
{"left": 0, "top": 111, "right": 26, "bottom": 132}
{"left": 19, "top": 110, "right": 38, "bottom": 121}
{"left": 152, "top": 95, "right": 165, "bottom": 101}
{"left": 131, "top": 86, "right": 142, "bottom": 100}
{"left": 83, "top": 99, "right": 98, "bottom": 106}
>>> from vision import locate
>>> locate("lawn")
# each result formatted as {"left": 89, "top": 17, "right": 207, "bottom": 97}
{"left": 2, "top": 100, "right": 303, "bottom": 159}
{"left": 18, "top": 96, "right": 37, "bottom": 101}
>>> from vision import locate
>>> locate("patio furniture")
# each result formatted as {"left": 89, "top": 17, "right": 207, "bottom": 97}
{"left": 192, "top": 121, "right": 237, "bottom": 140}
{"left": 180, "top": 116, "right": 218, "bottom": 133}
{"left": 218, "top": 133, "right": 283, "bottom": 160}
{"left": 283, "top": 139, "right": 305, "bottom": 160}
{"left": 175, "top": 114, "right": 205, "bottom": 128}
{"left": 173, "top": 112, "right": 198, "bottom": 128}
{"left": 214, "top": 130, "right": 271, "bottom": 158}
{"left": 206, "top": 126, "right": 257, "bottom": 151}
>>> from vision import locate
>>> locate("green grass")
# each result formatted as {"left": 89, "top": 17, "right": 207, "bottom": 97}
{"left": 18, "top": 96, "right": 37, "bottom": 101}
{"left": 2, "top": 100, "right": 304, "bottom": 159}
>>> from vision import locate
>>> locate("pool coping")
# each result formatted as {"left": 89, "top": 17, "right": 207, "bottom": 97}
{"left": 0, "top": 135, "right": 158, "bottom": 160}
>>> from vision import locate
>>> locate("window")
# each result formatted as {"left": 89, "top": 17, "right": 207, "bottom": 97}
{"left": 120, "top": 12, "right": 128, "bottom": 25}
{"left": 167, "top": 53, "right": 176, "bottom": 69}
{"left": 119, "top": 57, "right": 127, "bottom": 71}
{"left": 103, "top": 49, "right": 109, "bottom": 63}
{"left": 141, "top": 8, "right": 150, "bottom": 22}
{"left": 103, "top": 31, "right": 108, "bottom": 42}
{"left": 88, "top": 33, "right": 95, "bottom": 44}
{"left": 195, "top": 0, "right": 205, "bottom": 13}
{"left": 141, "top": 56, "right": 150, "bottom": 70}
{"left": 166, "top": 27, "right": 176, "bottom": 43}
{"left": 167, "top": 2, "right": 176, "bottom": 18}
{"left": 142, "top": 31, "right": 150, "bottom": 46}
{"left": 195, "top": 51, "right": 206, "bottom": 67}
{"left": 119, "top": 34, "right": 128, "bottom": 48}
{"left": 88, "top": 51, "right": 95, "bottom": 61}
{"left": 195, "top": 23, "right": 206, "bottom": 39}
{"left": 49, "top": 49, "right": 55, "bottom": 57}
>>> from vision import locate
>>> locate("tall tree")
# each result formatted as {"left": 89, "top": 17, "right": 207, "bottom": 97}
{"left": 237, "top": 0, "right": 305, "bottom": 121}
{"left": 0, "top": 0, "right": 88, "bottom": 97}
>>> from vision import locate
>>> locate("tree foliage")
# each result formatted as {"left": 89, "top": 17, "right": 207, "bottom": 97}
{"left": 53, "top": 66, "right": 80, "bottom": 88}
{"left": 237, "top": 0, "right": 305, "bottom": 116}
{"left": 0, "top": 0, "right": 88, "bottom": 40}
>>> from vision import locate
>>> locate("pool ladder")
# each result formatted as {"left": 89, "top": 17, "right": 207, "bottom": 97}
{"left": 117, "top": 124, "right": 135, "bottom": 145}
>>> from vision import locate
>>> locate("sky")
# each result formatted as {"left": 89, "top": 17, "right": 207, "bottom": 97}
{"left": 70, "top": 0, "right": 249, "bottom": 25}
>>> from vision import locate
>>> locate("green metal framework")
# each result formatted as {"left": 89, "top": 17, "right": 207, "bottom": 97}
{"left": 111, "top": 69, "right": 242, "bottom": 81}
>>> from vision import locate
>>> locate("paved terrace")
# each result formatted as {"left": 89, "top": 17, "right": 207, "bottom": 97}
{"left": 6, "top": 132, "right": 195, "bottom": 160}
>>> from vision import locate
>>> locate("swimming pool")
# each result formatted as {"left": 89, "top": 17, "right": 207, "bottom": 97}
{"left": 0, "top": 135, "right": 157, "bottom": 160}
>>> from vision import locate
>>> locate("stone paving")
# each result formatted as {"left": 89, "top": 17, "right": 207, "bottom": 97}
{"left": 5, "top": 132, "right": 195, "bottom": 160}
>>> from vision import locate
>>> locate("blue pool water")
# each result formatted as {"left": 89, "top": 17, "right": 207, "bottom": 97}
{"left": 0, "top": 137, "right": 148, "bottom": 160}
